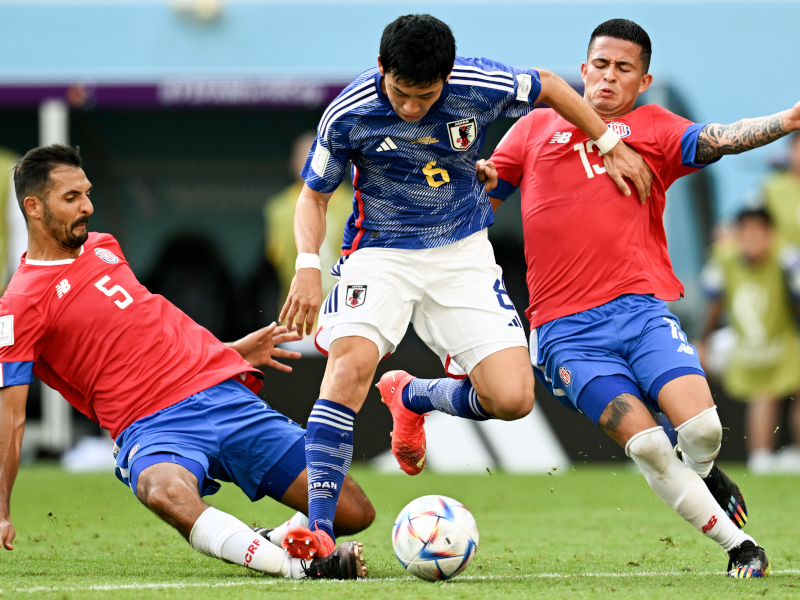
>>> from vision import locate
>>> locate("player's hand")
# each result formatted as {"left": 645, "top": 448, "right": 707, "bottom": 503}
{"left": 603, "top": 140, "right": 653, "bottom": 204}
{"left": 280, "top": 268, "right": 323, "bottom": 338}
{"left": 229, "top": 322, "right": 303, "bottom": 372}
{"left": 786, "top": 100, "right": 800, "bottom": 131}
{"left": 1, "top": 516, "right": 15, "bottom": 551}
{"left": 476, "top": 159, "right": 498, "bottom": 193}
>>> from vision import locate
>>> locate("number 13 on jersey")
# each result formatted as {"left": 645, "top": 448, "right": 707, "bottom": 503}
{"left": 573, "top": 140, "right": 607, "bottom": 179}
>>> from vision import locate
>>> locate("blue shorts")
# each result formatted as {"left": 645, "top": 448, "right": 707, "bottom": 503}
{"left": 530, "top": 295, "right": 704, "bottom": 425}
{"left": 113, "top": 378, "right": 306, "bottom": 502}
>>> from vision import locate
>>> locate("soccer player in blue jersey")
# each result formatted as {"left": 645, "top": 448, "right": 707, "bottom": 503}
{"left": 278, "top": 14, "right": 653, "bottom": 559}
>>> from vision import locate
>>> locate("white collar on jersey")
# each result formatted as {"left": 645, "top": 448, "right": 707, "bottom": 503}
{"left": 24, "top": 245, "right": 85, "bottom": 266}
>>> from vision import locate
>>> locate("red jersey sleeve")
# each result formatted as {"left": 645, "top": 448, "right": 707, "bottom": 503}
{"left": 0, "top": 293, "right": 45, "bottom": 387}
{"left": 649, "top": 104, "right": 720, "bottom": 187}
{"left": 489, "top": 115, "right": 534, "bottom": 201}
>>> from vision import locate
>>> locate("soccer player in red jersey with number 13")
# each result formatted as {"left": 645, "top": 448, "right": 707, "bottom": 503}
{"left": 488, "top": 19, "right": 800, "bottom": 578}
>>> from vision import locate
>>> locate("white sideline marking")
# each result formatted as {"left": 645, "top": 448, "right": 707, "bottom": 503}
{"left": 6, "top": 569, "right": 800, "bottom": 593}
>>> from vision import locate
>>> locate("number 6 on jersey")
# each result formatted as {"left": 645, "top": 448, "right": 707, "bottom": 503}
{"left": 94, "top": 275, "right": 133, "bottom": 309}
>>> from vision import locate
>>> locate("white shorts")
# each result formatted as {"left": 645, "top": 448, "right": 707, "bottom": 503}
{"left": 315, "top": 229, "right": 527, "bottom": 377}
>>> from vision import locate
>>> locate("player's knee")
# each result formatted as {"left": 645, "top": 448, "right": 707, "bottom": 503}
{"left": 334, "top": 478, "right": 376, "bottom": 535}
{"left": 489, "top": 385, "right": 534, "bottom": 420}
{"left": 625, "top": 426, "right": 674, "bottom": 474}
{"left": 137, "top": 471, "right": 195, "bottom": 512}
{"left": 676, "top": 406, "right": 722, "bottom": 457}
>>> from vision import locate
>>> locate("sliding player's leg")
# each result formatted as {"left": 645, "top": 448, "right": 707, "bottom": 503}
{"left": 625, "top": 302, "right": 749, "bottom": 529}
{"left": 117, "top": 379, "right": 370, "bottom": 578}
{"left": 601, "top": 395, "right": 768, "bottom": 578}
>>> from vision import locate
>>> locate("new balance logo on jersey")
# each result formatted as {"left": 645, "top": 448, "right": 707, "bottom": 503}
{"left": 376, "top": 137, "right": 398, "bottom": 152}
{"left": 549, "top": 132, "right": 572, "bottom": 144}
{"left": 55, "top": 279, "right": 71, "bottom": 298}
{"left": 677, "top": 343, "right": 695, "bottom": 355}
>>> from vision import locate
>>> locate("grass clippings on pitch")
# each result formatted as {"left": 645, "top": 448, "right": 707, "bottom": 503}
{"left": 2, "top": 463, "right": 799, "bottom": 599}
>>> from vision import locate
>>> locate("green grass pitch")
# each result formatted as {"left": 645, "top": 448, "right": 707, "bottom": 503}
{"left": 2, "top": 463, "right": 799, "bottom": 599}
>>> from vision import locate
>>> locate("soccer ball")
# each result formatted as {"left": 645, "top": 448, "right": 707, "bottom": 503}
{"left": 392, "top": 495, "right": 479, "bottom": 581}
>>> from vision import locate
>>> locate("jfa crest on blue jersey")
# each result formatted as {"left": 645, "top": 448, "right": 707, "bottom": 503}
{"left": 302, "top": 57, "right": 541, "bottom": 254}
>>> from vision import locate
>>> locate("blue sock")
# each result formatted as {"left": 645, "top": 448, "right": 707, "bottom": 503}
{"left": 402, "top": 377, "right": 492, "bottom": 421}
{"left": 305, "top": 399, "right": 355, "bottom": 540}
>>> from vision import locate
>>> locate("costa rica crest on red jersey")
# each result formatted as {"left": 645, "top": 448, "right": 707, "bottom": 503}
{"left": 95, "top": 248, "right": 119, "bottom": 264}
{"left": 607, "top": 122, "right": 631, "bottom": 138}
{"left": 447, "top": 117, "right": 478, "bottom": 150}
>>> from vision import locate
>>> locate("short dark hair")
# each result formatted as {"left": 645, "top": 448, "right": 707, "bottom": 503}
{"left": 735, "top": 206, "right": 773, "bottom": 227}
{"left": 588, "top": 18, "right": 652, "bottom": 74}
{"left": 379, "top": 14, "right": 456, "bottom": 87}
{"left": 14, "top": 144, "right": 82, "bottom": 221}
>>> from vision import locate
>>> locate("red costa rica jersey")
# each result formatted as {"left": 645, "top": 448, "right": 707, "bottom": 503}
{"left": 0, "top": 233, "right": 262, "bottom": 438}
{"left": 490, "top": 104, "right": 717, "bottom": 328}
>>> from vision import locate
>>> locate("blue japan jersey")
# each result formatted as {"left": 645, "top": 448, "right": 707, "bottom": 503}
{"left": 302, "top": 57, "right": 541, "bottom": 253}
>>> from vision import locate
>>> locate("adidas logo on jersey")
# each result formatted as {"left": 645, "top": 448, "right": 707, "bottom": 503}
{"left": 549, "top": 132, "right": 572, "bottom": 144}
{"left": 376, "top": 137, "right": 398, "bottom": 152}
{"left": 677, "top": 343, "right": 695, "bottom": 355}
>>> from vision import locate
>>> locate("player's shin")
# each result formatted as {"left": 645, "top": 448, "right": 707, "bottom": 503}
{"left": 305, "top": 399, "right": 355, "bottom": 540}
{"left": 404, "top": 377, "right": 492, "bottom": 421}
{"left": 189, "top": 507, "right": 291, "bottom": 576}
{"left": 626, "top": 427, "right": 753, "bottom": 552}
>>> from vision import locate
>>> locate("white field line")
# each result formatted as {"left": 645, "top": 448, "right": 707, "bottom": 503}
{"left": 5, "top": 570, "right": 800, "bottom": 593}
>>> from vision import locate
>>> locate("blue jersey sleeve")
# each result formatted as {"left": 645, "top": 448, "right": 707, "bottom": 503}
{"left": 490, "top": 179, "right": 519, "bottom": 202}
{"left": 302, "top": 73, "right": 381, "bottom": 193}
{"left": 0, "top": 360, "right": 34, "bottom": 387}
{"left": 680, "top": 123, "right": 722, "bottom": 169}
{"left": 449, "top": 57, "right": 541, "bottom": 120}
{"left": 301, "top": 133, "right": 351, "bottom": 194}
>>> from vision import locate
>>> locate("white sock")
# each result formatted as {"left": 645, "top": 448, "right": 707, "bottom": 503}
{"left": 626, "top": 427, "right": 754, "bottom": 552}
{"left": 189, "top": 507, "right": 291, "bottom": 577}
{"left": 264, "top": 512, "right": 309, "bottom": 547}
{"left": 676, "top": 406, "right": 722, "bottom": 478}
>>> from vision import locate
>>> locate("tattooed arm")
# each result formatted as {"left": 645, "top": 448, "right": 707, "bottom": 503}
{"left": 695, "top": 100, "right": 800, "bottom": 164}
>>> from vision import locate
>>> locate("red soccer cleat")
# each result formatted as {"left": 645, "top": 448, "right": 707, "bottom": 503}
{"left": 376, "top": 370, "right": 426, "bottom": 475}
{"left": 282, "top": 526, "right": 335, "bottom": 560}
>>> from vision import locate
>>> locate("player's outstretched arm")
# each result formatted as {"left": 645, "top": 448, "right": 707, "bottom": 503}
{"left": 280, "top": 184, "right": 333, "bottom": 337}
{"left": 695, "top": 101, "right": 800, "bottom": 164}
{"left": 0, "top": 384, "right": 30, "bottom": 551}
{"left": 227, "top": 322, "right": 303, "bottom": 372}
{"left": 536, "top": 69, "right": 653, "bottom": 203}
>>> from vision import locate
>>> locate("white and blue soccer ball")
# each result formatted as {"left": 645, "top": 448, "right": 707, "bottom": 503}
{"left": 392, "top": 495, "right": 479, "bottom": 581}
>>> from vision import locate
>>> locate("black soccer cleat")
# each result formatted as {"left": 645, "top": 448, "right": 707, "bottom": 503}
{"left": 303, "top": 541, "right": 367, "bottom": 579}
{"left": 675, "top": 447, "right": 748, "bottom": 528}
{"left": 727, "top": 540, "right": 770, "bottom": 578}
{"left": 703, "top": 464, "right": 748, "bottom": 528}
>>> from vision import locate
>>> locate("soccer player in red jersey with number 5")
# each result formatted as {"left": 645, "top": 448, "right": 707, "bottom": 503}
{"left": 0, "top": 145, "right": 373, "bottom": 579}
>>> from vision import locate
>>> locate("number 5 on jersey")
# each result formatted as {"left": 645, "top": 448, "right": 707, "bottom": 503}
{"left": 95, "top": 275, "right": 133, "bottom": 309}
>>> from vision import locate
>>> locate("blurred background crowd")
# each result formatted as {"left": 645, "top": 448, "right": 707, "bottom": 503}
{"left": 1, "top": 0, "right": 798, "bottom": 474}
